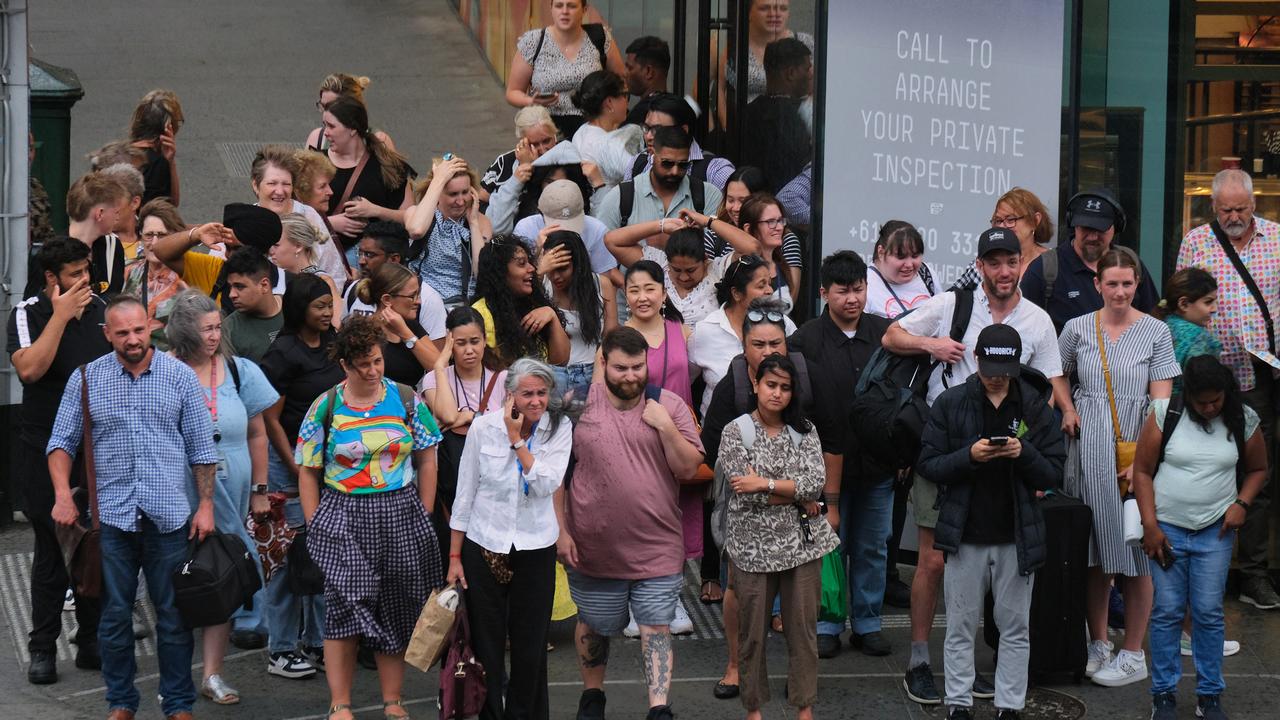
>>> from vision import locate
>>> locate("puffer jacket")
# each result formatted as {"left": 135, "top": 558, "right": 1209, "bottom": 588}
{"left": 916, "top": 368, "right": 1066, "bottom": 575}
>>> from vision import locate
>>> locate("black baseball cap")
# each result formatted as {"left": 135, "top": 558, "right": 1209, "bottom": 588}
{"left": 977, "top": 227, "right": 1020, "bottom": 258}
{"left": 1068, "top": 190, "right": 1120, "bottom": 231}
{"left": 222, "top": 203, "right": 282, "bottom": 253}
{"left": 975, "top": 324, "right": 1022, "bottom": 378}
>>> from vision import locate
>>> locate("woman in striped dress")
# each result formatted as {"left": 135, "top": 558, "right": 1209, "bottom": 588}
{"left": 1058, "top": 249, "right": 1181, "bottom": 688}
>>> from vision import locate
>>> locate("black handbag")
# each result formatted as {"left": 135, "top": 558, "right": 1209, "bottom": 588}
{"left": 172, "top": 530, "right": 262, "bottom": 628}
{"left": 287, "top": 529, "right": 326, "bottom": 596}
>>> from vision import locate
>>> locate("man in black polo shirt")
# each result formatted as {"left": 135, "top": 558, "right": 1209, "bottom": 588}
{"left": 1020, "top": 188, "right": 1158, "bottom": 332}
{"left": 7, "top": 237, "right": 111, "bottom": 684}
{"left": 789, "top": 251, "right": 892, "bottom": 658}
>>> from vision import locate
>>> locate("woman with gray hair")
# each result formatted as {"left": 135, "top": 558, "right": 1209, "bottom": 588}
{"left": 165, "top": 289, "right": 280, "bottom": 704}
{"left": 446, "top": 357, "right": 573, "bottom": 720}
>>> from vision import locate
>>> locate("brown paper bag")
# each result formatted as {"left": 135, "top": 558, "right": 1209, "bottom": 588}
{"left": 406, "top": 584, "right": 461, "bottom": 671}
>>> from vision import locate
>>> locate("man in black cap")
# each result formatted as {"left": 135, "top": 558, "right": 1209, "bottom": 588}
{"left": 1020, "top": 188, "right": 1158, "bottom": 332}
{"left": 917, "top": 324, "right": 1065, "bottom": 720}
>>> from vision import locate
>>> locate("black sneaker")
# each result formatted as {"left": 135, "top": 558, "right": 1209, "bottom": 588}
{"left": 852, "top": 631, "right": 892, "bottom": 656}
{"left": 577, "top": 688, "right": 606, "bottom": 720}
{"left": 27, "top": 650, "right": 56, "bottom": 685}
{"left": 645, "top": 704, "right": 674, "bottom": 720}
{"left": 1196, "top": 694, "right": 1228, "bottom": 720}
{"left": 1240, "top": 578, "right": 1280, "bottom": 610}
{"left": 884, "top": 577, "right": 912, "bottom": 609}
{"left": 1151, "top": 692, "right": 1177, "bottom": 720}
{"left": 947, "top": 707, "right": 974, "bottom": 720}
{"left": 972, "top": 672, "right": 995, "bottom": 699}
{"left": 996, "top": 710, "right": 1022, "bottom": 720}
{"left": 817, "top": 633, "right": 841, "bottom": 659}
{"left": 230, "top": 628, "right": 266, "bottom": 650}
{"left": 904, "top": 663, "right": 941, "bottom": 705}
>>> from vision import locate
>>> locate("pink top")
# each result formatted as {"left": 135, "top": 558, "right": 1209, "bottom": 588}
{"left": 646, "top": 319, "right": 693, "bottom": 406}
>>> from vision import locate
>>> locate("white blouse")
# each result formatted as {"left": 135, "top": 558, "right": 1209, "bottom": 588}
{"left": 449, "top": 410, "right": 574, "bottom": 553}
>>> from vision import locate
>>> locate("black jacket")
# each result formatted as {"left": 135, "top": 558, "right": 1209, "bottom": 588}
{"left": 917, "top": 370, "right": 1065, "bottom": 575}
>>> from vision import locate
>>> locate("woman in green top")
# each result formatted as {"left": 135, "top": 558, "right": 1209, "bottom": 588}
{"left": 470, "top": 235, "right": 570, "bottom": 369}
{"left": 1155, "top": 268, "right": 1221, "bottom": 392}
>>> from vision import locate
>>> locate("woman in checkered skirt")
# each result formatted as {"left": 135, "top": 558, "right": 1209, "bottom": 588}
{"left": 296, "top": 316, "right": 444, "bottom": 720}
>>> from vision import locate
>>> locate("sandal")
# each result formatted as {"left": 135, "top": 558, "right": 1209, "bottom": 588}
{"left": 700, "top": 579, "right": 723, "bottom": 604}
{"left": 771, "top": 614, "right": 784, "bottom": 633}
{"left": 328, "top": 705, "right": 353, "bottom": 720}
{"left": 200, "top": 674, "right": 240, "bottom": 705}
{"left": 384, "top": 699, "right": 411, "bottom": 720}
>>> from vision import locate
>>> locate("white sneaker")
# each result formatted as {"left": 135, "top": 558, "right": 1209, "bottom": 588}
{"left": 266, "top": 651, "right": 317, "bottom": 679}
{"left": 1091, "top": 648, "right": 1148, "bottom": 687}
{"left": 63, "top": 588, "right": 76, "bottom": 612}
{"left": 1179, "top": 631, "right": 1241, "bottom": 657}
{"left": 1085, "top": 639, "right": 1114, "bottom": 677}
{"left": 670, "top": 599, "right": 694, "bottom": 635}
{"left": 623, "top": 614, "right": 640, "bottom": 638}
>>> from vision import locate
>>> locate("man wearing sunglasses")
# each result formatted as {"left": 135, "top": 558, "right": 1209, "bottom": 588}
{"left": 596, "top": 126, "right": 722, "bottom": 251}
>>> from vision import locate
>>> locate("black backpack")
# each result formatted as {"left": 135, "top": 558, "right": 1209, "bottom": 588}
{"left": 531, "top": 24, "right": 607, "bottom": 67}
{"left": 619, "top": 177, "right": 706, "bottom": 228}
{"left": 630, "top": 151, "right": 714, "bottom": 187}
{"left": 172, "top": 531, "right": 262, "bottom": 628}
{"left": 1158, "top": 395, "right": 1249, "bottom": 486}
{"left": 848, "top": 290, "right": 975, "bottom": 471}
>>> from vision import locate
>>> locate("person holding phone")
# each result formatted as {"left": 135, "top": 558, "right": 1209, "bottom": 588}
{"left": 128, "top": 89, "right": 183, "bottom": 205}
{"left": 917, "top": 324, "right": 1066, "bottom": 720}
{"left": 447, "top": 358, "right": 573, "bottom": 720}
{"left": 1130, "top": 356, "right": 1267, "bottom": 720}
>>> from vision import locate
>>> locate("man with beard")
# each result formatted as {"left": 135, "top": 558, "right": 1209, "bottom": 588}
{"left": 883, "top": 228, "right": 1067, "bottom": 706}
{"left": 596, "top": 126, "right": 722, "bottom": 247}
{"left": 1020, "top": 188, "right": 1159, "bottom": 332}
{"left": 1177, "top": 168, "right": 1280, "bottom": 611}
{"left": 557, "top": 326, "right": 704, "bottom": 720}
{"left": 47, "top": 294, "right": 218, "bottom": 720}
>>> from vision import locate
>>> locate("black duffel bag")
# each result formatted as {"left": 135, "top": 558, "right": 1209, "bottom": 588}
{"left": 172, "top": 531, "right": 262, "bottom": 628}
{"left": 287, "top": 529, "right": 326, "bottom": 596}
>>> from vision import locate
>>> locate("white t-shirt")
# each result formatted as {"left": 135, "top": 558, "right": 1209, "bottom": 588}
{"left": 642, "top": 245, "right": 733, "bottom": 327}
{"left": 895, "top": 287, "right": 1063, "bottom": 405}
{"left": 689, "top": 305, "right": 797, "bottom": 416}
{"left": 1151, "top": 398, "right": 1260, "bottom": 531}
{"left": 514, "top": 214, "right": 618, "bottom": 276}
{"left": 866, "top": 267, "right": 932, "bottom": 319}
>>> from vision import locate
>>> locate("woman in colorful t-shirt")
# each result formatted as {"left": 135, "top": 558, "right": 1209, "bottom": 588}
{"left": 296, "top": 316, "right": 443, "bottom": 720}
{"left": 1154, "top": 267, "right": 1222, "bottom": 394}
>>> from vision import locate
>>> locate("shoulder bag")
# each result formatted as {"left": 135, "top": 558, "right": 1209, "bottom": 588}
{"left": 1095, "top": 313, "right": 1137, "bottom": 496}
{"left": 54, "top": 366, "right": 103, "bottom": 599}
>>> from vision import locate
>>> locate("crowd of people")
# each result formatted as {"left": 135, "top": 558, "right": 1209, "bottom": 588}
{"left": 10, "top": 3, "right": 1280, "bottom": 720}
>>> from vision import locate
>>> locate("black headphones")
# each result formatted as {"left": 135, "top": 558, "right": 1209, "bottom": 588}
{"left": 1064, "top": 188, "right": 1127, "bottom": 235}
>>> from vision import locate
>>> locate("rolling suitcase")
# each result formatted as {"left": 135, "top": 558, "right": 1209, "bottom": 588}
{"left": 984, "top": 491, "right": 1093, "bottom": 682}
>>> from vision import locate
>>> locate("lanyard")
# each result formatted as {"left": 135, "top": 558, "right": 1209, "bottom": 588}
{"left": 516, "top": 420, "right": 539, "bottom": 496}
{"left": 204, "top": 360, "right": 221, "bottom": 443}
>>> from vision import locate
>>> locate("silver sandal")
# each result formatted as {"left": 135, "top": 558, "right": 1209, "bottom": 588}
{"left": 201, "top": 673, "right": 241, "bottom": 705}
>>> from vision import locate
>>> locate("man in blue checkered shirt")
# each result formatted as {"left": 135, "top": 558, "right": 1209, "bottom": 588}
{"left": 46, "top": 294, "right": 219, "bottom": 720}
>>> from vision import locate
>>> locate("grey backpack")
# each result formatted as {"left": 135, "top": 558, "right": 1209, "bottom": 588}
{"left": 710, "top": 414, "right": 803, "bottom": 550}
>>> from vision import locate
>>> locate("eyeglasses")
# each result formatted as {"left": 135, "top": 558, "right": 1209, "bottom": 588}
{"left": 357, "top": 249, "right": 385, "bottom": 260}
{"left": 758, "top": 216, "right": 788, "bottom": 229}
{"left": 141, "top": 231, "right": 168, "bottom": 240}
{"left": 390, "top": 292, "right": 419, "bottom": 300}
{"left": 746, "top": 308, "right": 785, "bottom": 323}
{"left": 728, "top": 254, "right": 766, "bottom": 279}
{"left": 657, "top": 159, "right": 693, "bottom": 172}
{"left": 642, "top": 123, "right": 673, "bottom": 136}
{"left": 990, "top": 215, "right": 1023, "bottom": 228}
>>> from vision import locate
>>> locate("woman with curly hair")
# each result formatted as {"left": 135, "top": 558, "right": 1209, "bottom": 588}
{"left": 297, "top": 314, "right": 444, "bottom": 720}
{"left": 471, "top": 236, "right": 570, "bottom": 369}
{"left": 538, "top": 230, "right": 616, "bottom": 398}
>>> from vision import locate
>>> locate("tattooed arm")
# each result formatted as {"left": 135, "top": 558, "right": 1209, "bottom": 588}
{"left": 189, "top": 463, "right": 216, "bottom": 541}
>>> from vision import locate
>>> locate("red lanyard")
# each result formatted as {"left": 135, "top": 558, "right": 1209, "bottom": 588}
{"left": 204, "top": 360, "right": 218, "bottom": 423}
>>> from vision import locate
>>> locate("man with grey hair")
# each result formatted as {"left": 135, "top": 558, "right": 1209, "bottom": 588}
{"left": 1177, "top": 167, "right": 1280, "bottom": 610}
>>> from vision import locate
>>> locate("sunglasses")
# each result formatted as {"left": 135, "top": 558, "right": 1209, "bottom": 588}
{"left": 746, "top": 308, "right": 785, "bottom": 323}
{"left": 657, "top": 159, "right": 693, "bottom": 172}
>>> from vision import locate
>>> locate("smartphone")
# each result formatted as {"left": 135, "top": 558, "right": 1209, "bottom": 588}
{"left": 1158, "top": 542, "right": 1176, "bottom": 570}
{"left": 442, "top": 152, "right": 454, "bottom": 161}
{"left": 511, "top": 405, "right": 520, "bottom": 420}
{"left": 988, "top": 436, "right": 1010, "bottom": 445}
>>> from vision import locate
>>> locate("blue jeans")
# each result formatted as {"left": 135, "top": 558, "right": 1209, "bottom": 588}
{"left": 264, "top": 450, "right": 325, "bottom": 653}
{"left": 554, "top": 362, "right": 594, "bottom": 404}
{"left": 1149, "top": 518, "right": 1234, "bottom": 697}
{"left": 99, "top": 517, "right": 194, "bottom": 715}
{"left": 816, "top": 474, "right": 894, "bottom": 636}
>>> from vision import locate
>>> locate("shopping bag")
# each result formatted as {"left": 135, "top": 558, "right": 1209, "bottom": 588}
{"left": 551, "top": 561, "right": 577, "bottom": 621}
{"left": 406, "top": 584, "right": 461, "bottom": 672}
{"left": 818, "top": 549, "right": 849, "bottom": 624}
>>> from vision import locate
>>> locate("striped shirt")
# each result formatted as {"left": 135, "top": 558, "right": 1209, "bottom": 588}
{"left": 46, "top": 350, "right": 218, "bottom": 533}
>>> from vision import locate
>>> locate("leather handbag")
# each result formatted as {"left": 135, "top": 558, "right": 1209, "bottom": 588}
{"left": 54, "top": 366, "right": 102, "bottom": 600}
{"left": 172, "top": 530, "right": 262, "bottom": 628}
{"left": 439, "top": 590, "right": 486, "bottom": 719}
{"left": 1095, "top": 313, "right": 1137, "bottom": 496}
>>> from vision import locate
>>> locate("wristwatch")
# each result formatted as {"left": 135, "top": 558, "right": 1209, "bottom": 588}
{"left": 404, "top": 337, "right": 417, "bottom": 349}
{"left": 767, "top": 478, "right": 776, "bottom": 494}
{"left": 1234, "top": 498, "right": 1251, "bottom": 510}
{"left": 511, "top": 440, "right": 524, "bottom": 451}
{"left": 252, "top": 484, "right": 268, "bottom": 495}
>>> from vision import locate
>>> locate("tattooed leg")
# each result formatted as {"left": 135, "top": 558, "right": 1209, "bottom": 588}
{"left": 640, "top": 625, "right": 674, "bottom": 707}
{"left": 575, "top": 620, "right": 609, "bottom": 688}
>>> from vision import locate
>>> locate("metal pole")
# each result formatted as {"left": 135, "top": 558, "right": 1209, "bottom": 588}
{"left": 673, "top": 0, "right": 687, "bottom": 96}
{"left": 1066, "top": 0, "right": 1085, "bottom": 202}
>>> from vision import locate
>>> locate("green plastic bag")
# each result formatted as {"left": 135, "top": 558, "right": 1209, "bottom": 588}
{"left": 818, "top": 549, "right": 849, "bottom": 624}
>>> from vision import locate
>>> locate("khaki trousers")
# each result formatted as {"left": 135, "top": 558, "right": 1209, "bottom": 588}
{"left": 734, "top": 557, "right": 823, "bottom": 711}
